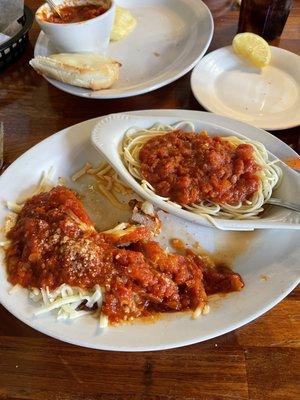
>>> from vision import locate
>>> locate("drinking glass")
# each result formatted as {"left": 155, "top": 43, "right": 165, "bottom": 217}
{"left": 237, "top": 0, "right": 293, "bottom": 42}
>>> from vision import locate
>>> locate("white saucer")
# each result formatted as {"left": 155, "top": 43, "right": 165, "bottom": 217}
{"left": 34, "top": 0, "right": 213, "bottom": 99}
{"left": 191, "top": 46, "right": 300, "bottom": 130}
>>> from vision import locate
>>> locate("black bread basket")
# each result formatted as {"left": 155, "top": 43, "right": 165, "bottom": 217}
{"left": 0, "top": 5, "right": 34, "bottom": 70}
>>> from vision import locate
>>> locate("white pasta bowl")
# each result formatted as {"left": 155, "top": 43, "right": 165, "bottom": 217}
{"left": 91, "top": 112, "right": 300, "bottom": 231}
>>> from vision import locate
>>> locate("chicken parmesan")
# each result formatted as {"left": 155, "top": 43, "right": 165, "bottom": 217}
{"left": 4, "top": 186, "right": 244, "bottom": 325}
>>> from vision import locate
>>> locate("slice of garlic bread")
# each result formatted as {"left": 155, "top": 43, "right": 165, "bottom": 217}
{"left": 30, "top": 53, "right": 120, "bottom": 90}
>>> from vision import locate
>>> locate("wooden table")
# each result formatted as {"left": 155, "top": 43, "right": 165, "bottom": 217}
{"left": 0, "top": 1, "right": 299, "bottom": 399}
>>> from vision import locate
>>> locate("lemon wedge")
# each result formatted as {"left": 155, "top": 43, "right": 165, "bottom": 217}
{"left": 232, "top": 32, "right": 271, "bottom": 68}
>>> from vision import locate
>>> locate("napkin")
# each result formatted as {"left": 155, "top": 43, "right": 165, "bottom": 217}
{"left": 0, "top": 0, "right": 24, "bottom": 46}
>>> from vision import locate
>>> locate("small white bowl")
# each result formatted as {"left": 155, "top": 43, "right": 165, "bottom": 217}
{"left": 35, "top": 1, "right": 116, "bottom": 54}
{"left": 91, "top": 112, "right": 300, "bottom": 231}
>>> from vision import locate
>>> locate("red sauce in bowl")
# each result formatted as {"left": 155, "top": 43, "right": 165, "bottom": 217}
{"left": 139, "top": 131, "right": 261, "bottom": 206}
{"left": 44, "top": 3, "right": 109, "bottom": 24}
{"left": 5, "top": 186, "right": 244, "bottom": 324}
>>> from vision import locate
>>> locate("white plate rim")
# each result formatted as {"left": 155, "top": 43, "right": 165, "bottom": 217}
{"left": 33, "top": 0, "right": 214, "bottom": 99}
{"left": 190, "top": 45, "right": 300, "bottom": 130}
{"left": 1, "top": 276, "right": 298, "bottom": 352}
{"left": 0, "top": 109, "right": 299, "bottom": 352}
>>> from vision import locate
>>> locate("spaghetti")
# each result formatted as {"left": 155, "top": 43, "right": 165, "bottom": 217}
{"left": 122, "top": 122, "right": 282, "bottom": 220}
{"left": 72, "top": 161, "right": 133, "bottom": 210}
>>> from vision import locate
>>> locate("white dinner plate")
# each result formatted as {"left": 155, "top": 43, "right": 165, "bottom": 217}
{"left": 0, "top": 110, "right": 299, "bottom": 352}
{"left": 34, "top": 0, "right": 213, "bottom": 98}
{"left": 191, "top": 46, "right": 300, "bottom": 130}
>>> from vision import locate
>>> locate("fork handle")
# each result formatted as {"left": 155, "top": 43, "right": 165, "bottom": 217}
{"left": 46, "top": 0, "right": 62, "bottom": 17}
{"left": 267, "top": 198, "right": 300, "bottom": 213}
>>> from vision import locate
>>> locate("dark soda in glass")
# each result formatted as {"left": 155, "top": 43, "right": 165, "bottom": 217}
{"left": 238, "top": 0, "right": 293, "bottom": 42}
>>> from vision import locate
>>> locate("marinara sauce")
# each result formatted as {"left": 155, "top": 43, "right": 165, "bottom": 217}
{"left": 5, "top": 186, "right": 244, "bottom": 324}
{"left": 139, "top": 131, "right": 261, "bottom": 206}
{"left": 44, "top": 4, "right": 109, "bottom": 24}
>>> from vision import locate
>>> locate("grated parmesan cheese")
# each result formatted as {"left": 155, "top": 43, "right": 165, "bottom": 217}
{"left": 30, "top": 284, "right": 105, "bottom": 321}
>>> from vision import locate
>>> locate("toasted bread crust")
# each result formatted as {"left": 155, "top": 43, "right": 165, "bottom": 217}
{"left": 29, "top": 53, "right": 120, "bottom": 91}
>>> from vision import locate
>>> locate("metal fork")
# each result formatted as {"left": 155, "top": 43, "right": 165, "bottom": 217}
{"left": 267, "top": 198, "right": 300, "bottom": 213}
{"left": 46, "top": 0, "right": 63, "bottom": 18}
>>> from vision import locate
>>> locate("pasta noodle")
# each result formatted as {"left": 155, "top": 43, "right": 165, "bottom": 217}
{"left": 122, "top": 122, "right": 282, "bottom": 220}
{"left": 97, "top": 183, "right": 129, "bottom": 210}
{"left": 72, "top": 161, "right": 133, "bottom": 210}
{"left": 28, "top": 284, "right": 107, "bottom": 324}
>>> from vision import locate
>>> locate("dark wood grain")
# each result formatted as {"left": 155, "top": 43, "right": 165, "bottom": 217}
{"left": 0, "top": 1, "right": 299, "bottom": 399}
